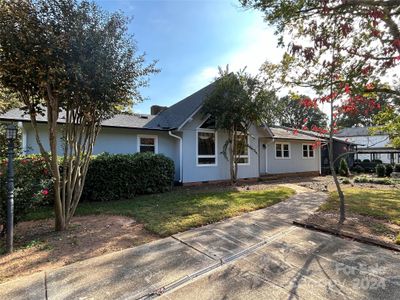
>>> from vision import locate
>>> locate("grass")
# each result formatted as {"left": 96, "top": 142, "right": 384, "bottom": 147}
{"left": 26, "top": 186, "right": 295, "bottom": 237}
{"left": 320, "top": 187, "right": 400, "bottom": 225}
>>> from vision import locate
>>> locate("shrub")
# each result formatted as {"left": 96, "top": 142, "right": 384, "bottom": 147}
{"left": 354, "top": 176, "right": 393, "bottom": 185}
{"left": 341, "top": 178, "right": 351, "bottom": 184}
{"left": 363, "top": 159, "right": 370, "bottom": 163}
{"left": 385, "top": 164, "right": 394, "bottom": 177}
{"left": 351, "top": 165, "right": 365, "bottom": 174}
{"left": 395, "top": 164, "right": 400, "bottom": 173}
{"left": 0, "top": 155, "right": 52, "bottom": 231}
{"left": 338, "top": 158, "right": 350, "bottom": 177}
{"left": 82, "top": 152, "right": 175, "bottom": 202}
{"left": 354, "top": 159, "right": 362, "bottom": 164}
{"left": 376, "top": 164, "right": 385, "bottom": 177}
{"left": 372, "top": 159, "right": 383, "bottom": 164}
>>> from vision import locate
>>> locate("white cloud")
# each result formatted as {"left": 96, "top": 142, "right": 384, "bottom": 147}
{"left": 184, "top": 17, "right": 284, "bottom": 94}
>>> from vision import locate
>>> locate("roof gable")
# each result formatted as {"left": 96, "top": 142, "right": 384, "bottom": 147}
{"left": 144, "top": 81, "right": 216, "bottom": 130}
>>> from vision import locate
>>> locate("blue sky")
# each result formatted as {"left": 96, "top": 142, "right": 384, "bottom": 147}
{"left": 98, "top": 0, "right": 282, "bottom": 114}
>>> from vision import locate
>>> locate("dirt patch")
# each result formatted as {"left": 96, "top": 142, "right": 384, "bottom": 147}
{"left": 0, "top": 215, "right": 158, "bottom": 283}
{"left": 305, "top": 211, "right": 400, "bottom": 245}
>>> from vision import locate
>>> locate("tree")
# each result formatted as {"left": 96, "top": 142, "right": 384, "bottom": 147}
{"left": 373, "top": 105, "right": 400, "bottom": 148}
{"left": 202, "top": 67, "right": 275, "bottom": 184}
{"left": 0, "top": 0, "right": 158, "bottom": 231}
{"left": 0, "top": 86, "right": 22, "bottom": 158}
{"left": 241, "top": 0, "right": 399, "bottom": 224}
{"left": 278, "top": 95, "right": 327, "bottom": 129}
{"left": 337, "top": 95, "right": 390, "bottom": 127}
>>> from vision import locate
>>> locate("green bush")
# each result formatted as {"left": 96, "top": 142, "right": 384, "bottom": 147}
{"left": 372, "top": 159, "right": 383, "bottom": 164}
{"left": 395, "top": 164, "right": 400, "bottom": 173}
{"left": 376, "top": 164, "right": 385, "bottom": 177}
{"left": 354, "top": 176, "right": 393, "bottom": 185}
{"left": 363, "top": 159, "right": 370, "bottom": 163}
{"left": 0, "top": 155, "right": 52, "bottom": 231}
{"left": 385, "top": 164, "right": 394, "bottom": 177}
{"left": 82, "top": 152, "right": 175, "bottom": 202}
{"left": 338, "top": 158, "right": 350, "bottom": 177}
{"left": 351, "top": 165, "right": 365, "bottom": 173}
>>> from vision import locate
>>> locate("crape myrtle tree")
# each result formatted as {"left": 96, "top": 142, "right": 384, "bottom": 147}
{"left": 241, "top": 0, "right": 400, "bottom": 224}
{"left": 202, "top": 67, "right": 276, "bottom": 184}
{"left": 0, "top": 0, "right": 158, "bottom": 231}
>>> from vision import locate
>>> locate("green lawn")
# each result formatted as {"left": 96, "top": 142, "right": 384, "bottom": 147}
{"left": 26, "top": 186, "right": 295, "bottom": 236}
{"left": 320, "top": 188, "right": 400, "bottom": 225}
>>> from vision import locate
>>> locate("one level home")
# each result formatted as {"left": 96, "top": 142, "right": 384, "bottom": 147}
{"left": 281, "top": 126, "right": 357, "bottom": 174}
{"left": 1, "top": 82, "right": 324, "bottom": 184}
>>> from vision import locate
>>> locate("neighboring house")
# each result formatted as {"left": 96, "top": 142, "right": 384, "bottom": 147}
{"left": 0, "top": 82, "right": 323, "bottom": 184}
{"left": 274, "top": 126, "right": 356, "bottom": 174}
{"left": 336, "top": 127, "right": 400, "bottom": 164}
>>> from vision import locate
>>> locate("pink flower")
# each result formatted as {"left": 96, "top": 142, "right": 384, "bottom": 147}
{"left": 41, "top": 189, "right": 49, "bottom": 195}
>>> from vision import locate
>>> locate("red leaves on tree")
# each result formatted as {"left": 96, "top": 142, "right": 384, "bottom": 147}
{"left": 339, "top": 95, "right": 380, "bottom": 116}
{"left": 369, "top": 9, "right": 385, "bottom": 20}
{"left": 300, "top": 98, "right": 318, "bottom": 108}
{"left": 344, "top": 83, "right": 351, "bottom": 94}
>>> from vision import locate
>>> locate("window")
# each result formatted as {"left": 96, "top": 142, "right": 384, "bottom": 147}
{"left": 275, "top": 143, "right": 290, "bottom": 159}
{"left": 235, "top": 132, "right": 249, "bottom": 164}
{"left": 197, "top": 116, "right": 217, "bottom": 166}
{"left": 137, "top": 135, "right": 157, "bottom": 153}
{"left": 302, "top": 144, "right": 314, "bottom": 158}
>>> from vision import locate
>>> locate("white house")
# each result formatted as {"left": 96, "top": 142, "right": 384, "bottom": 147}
{"left": 1, "top": 81, "right": 323, "bottom": 184}
{"left": 336, "top": 127, "right": 400, "bottom": 164}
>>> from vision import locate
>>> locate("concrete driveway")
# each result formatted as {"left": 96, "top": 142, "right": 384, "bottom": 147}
{"left": 1, "top": 185, "right": 400, "bottom": 300}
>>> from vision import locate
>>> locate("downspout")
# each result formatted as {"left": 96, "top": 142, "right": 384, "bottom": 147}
{"left": 18, "top": 121, "right": 27, "bottom": 154}
{"left": 264, "top": 137, "right": 275, "bottom": 174}
{"left": 169, "top": 131, "right": 183, "bottom": 183}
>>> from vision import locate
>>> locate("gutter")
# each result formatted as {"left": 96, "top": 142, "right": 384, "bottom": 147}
{"left": 168, "top": 131, "right": 183, "bottom": 183}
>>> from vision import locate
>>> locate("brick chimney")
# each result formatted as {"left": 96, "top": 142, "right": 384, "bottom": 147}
{"left": 151, "top": 105, "right": 168, "bottom": 115}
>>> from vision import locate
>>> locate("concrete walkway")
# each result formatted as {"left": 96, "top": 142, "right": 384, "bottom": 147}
{"left": 1, "top": 186, "right": 400, "bottom": 300}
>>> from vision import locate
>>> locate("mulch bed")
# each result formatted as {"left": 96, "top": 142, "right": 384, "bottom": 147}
{"left": 0, "top": 215, "right": 158, "bottom": 283}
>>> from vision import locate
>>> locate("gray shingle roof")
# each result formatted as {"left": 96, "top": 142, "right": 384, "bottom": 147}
{"left": 144, "top": 81, "right": 216, "bottom": 130}
{"left": 336, "top": 127, "right": 386, "bottom": 137}
{"left": 269, "top": 127, "right": 321, "bottom": 141}
{"left": 0, "top": 108, "right": 158, "bottom": 130}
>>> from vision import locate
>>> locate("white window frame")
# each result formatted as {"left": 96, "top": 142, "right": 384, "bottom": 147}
{"left": 235, "top": 131, "right": 250, "bottom": 166}
{"left": 196, "top": 116, "right": 217, "bottom": 167}
{"left": 137, "top": 134, "right": 158, "bottom": 154}
{"left": 302, "top": 143, "right": 315, "bottom": 159}
{"left": 275, "top": 142, "right": 291, "bottom": 159}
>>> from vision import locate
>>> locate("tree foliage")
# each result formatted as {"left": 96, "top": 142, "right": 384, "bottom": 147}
{"left": 202, "top": 67, "right": 276, "bottom": 183}
{"left": 0, "top": 0, "right": 158, "bottom": 231}
{"left": 337, "top": 95, "right": 391, "bottom": 128}
{"left": 241, "top": 0, "right": 400, "bottom": 224}
{"left": 278, "top": 95, "right": 327, "bottom": 129}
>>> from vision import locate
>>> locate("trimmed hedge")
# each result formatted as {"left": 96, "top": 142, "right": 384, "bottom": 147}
{"left": 82, "top": 152, "right": 175, "bottom": 202}
{"left": 0, "top": 155, "right": 52, "bottom": 230}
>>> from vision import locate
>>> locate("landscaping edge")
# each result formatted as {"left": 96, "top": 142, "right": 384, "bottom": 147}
{"left": 292, "top": 220, "right": 400, "bottom": 252}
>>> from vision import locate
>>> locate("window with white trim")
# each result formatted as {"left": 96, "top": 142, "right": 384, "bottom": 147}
{"left": 302, "top": 144, "right": 314, "bottom": 158}
{"left": 275, "top": 143, "right": 290, "bottom": 158}
{"left": 138, "top": 135, "right": 157, "bottom": 153}
{"left": 235, "top": 132, "right": 249, "bottom": 164}
{"left": 197, "top": 117, "right": 217, "bottom": 165}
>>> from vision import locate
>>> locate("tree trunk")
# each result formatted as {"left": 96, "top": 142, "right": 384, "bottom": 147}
{"left": 328, "top": 137, "right": 345, "bottom": 225}
{"left": 229, "top": 130, "right": 236, "bottom": 185}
